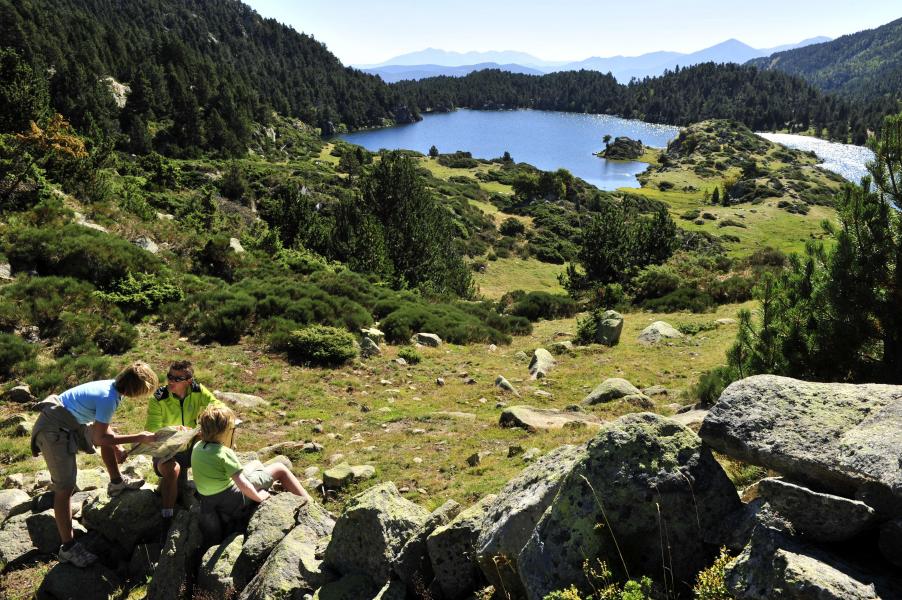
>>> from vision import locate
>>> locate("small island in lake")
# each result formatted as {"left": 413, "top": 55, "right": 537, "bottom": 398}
{"left": 598, "top": 135, "right": 644, "bottom": 159}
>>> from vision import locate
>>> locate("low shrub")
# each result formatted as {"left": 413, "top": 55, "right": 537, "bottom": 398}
{"left": 94, "top": 271, "right": 185, "bottom": 313}
{"left": 632, "top": 264, "right": 681, "bottom": 301}
{"left": 177, "top": 288, "right": 255, "bottom": 344}
{"left": 499, "top": 217, "right": 526, "bottom": 236}
{"left": 642, "top": 287, "right": 714, "bottom": 313}
{"left": 693, "top": 547, "right": 735, "bottom": 600}
{"left": 692, "top": 366, "right": 737, "bottom": 407}
{"left": 397, "top": 346, "right": 421, "bottom": 364}
{"left": 380, "top": 303, "right": 513, "bottom": 345}
{"left": 0, "top": 333, "right": 37, "bottom": 378}
{"left": 3, "top": 225, "right": 161, "bottom": 288}
{"left": 680, "top": 209, "right": 701, "bottom": 220}
{"left": 281, "top": 324, "right": 357, "bottom": 366}
{"left": 507, "top": 291, "right": 578, "bottom": 321}
{"left": 25, "top": 353, "right": 112, "bottom": 397}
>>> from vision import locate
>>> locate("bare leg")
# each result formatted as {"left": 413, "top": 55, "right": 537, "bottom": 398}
{"left": 53, "top": 487, "right": 75, "bottom": 544}
{"left": 265, "top": 464, "right": 311, "bottom": 501}
{"left": 100, "top": 445, "right": 123, "bottom": 482}
{"left": 157, "top": 459, "right": 180, "bottom": 510}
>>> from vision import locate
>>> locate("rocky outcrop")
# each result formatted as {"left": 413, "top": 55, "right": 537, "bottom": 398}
{"left": 197, "top": 533, "right": 243, "bottom": 597}
{"left": 147, "top": 510, "right": 203, "bottom": 600}
{"left": 527, "top": 348, "right": 555, "bottom": 379}
{"left": 699, "top": 375, "right": 902, "bottom": 517}
{"left": 0, "top": 509, "right": 68, "bottom": 566}
{"left": 594, "top": 310, "right": 624, "bottom": 346}
{"left": 0, "top": 488, "right": 30, "bottom": 522}
{"left": 499, "top": 405, "right": 604, "bottom": 432}
{"left": 726, "top": 527, "right": 902, "bottom": 600}
{"left": 393, "top": 500, "right": 461, "bottom": 594}
{"left": 518, "top": 413, "right": 741, "bottom": 600}
{"left": 38, "top": 562, "right": 123, "bottom": 600}
{"left": 323, "top": 482, "right": 430, "bottom": 585}
{"left": 476, "top": 445, "right": 586, "bottom": 598}
{"left": 80, "top": 489, "right": 162, "bottom": 553}
{"left": 214, "top": 391, "right": 267, "bottom": 409}
{"left": 232, "top": 493, "right": 310, "bottom": 590}
{"left": 581, "top": 377, "right": 649, "bottom": 406}
{"left": 702, "top": 375, "right": 902, "bottom": 598}
{"left": 494, "top": 375, "right": 519, "bottom": 396}
{"left": 637, "top": 321, "right": 683, "bottom": 344}
{"left": 756, "top": 478, "right": 877, "bottom": 542}
{"left": 411, "top": 333, "right": 442, "bottom": 347}
{"left": 427, "top": 496, "right": 495, "bottom": 600}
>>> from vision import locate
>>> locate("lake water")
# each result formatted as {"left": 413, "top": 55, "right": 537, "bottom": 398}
{"left": 756, "top": 132, "right": 875, "bottom": 184}
{"left": 338, "top": 109, "right": 875, "bottom": 190}
{"left": 339, "top": 109, "right": 680, "bottom": 190}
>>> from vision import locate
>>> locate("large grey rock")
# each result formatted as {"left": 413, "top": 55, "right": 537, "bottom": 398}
{"left": 0, "top": 488, "right": 31, "bottom": 523}
{"left": 37, "top": 562, "right": 123, "bottom": 600}
{"left": 198, "top": 533, "right": 244, "bottom": 597}
{"left": 726, "top": 526, "right": 902, "bottom": 600}
{"left": 527, "top": 348, "right": 555, "bottom": 379}
{"left": 476, "top": 445, "right": 586, "bottom": 598}
{"left": 757, "top": 478, "right": 877, "bottom": 542}
{"left": 581, "top": 377, "right": 648, "bottom": 406}
{"left": 230, "top": 237, "right": 245, "bottom": 253}
{"left": 700, "top": 375, "right": 902, "bottom": 517}
{"left": 393, "top": 500, "right": 461, "bottom": 593}
{"left": 324, "top": 482, "right": 430, "bottom": 584}
{"left": 637, "top": 320, "right": 683, "bottom": 344}
{"left": 878, "top": 518, "right": 902, "bottom": 568}
{"left": 596, "top": 310, "right": 624, "bottom": 346}
{"left": 134, "top": 236, "right": 159, "bottom": 254}
{"left": 494, "top": 375, "right": 519, "bottom": 396}
{"left": 323, "top": 463, "right": 376, "bottom": 490}
{"left": 312, "top": 573, "right": 379, "bottom": 600}
{"left": 2, "top": 385, "right": 35, "bottom": 404}
{"left": 360, "top": 337, "right": 381, "bottom": 358}
{"left": 147, "top": 510, "right": 204, "bottom": 600}
{"left": 128, "top": 542, "right": 162, "bottom": 582}
{"left": 240, "top": 516, "right": 336, "bottom": 600}
{"left": 499, "top": 405, "right": 603, "bottom": 432}
{"left": 81, "top": 489, "right": 162, "bottom": 552}
{"left": 214, "top": 390, "right": 267, "bottom": 409}
{"left": 518, "top": 413, "right": 741, "bottom": 600}
{"left": 0, "top": 262, "right": 12, "bottom": 280}
{"left": 0, "top": 509, "right": 65, "bottom": 566}
{"left": 411, "top": 333, "right": 442, "bottom": 347}
{"left": 427, "top": 496, "right": 496, "bottom": 600}
{"left": 233, "top": 493, "right": 310, "bottom": 590}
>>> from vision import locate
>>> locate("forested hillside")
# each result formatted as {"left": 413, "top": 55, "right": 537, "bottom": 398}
{"left": 0, "top": 0, "right": 415, "bottom": 155}
{"left": 747, "top": 16, "right": 902, "bottom": 108}
{"left": 397, "top": 63, "right": 874, "bottom": 142}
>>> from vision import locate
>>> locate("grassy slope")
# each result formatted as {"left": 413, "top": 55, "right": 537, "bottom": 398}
{"left": 0, "top": 119, "right": 835, "bottom": 595}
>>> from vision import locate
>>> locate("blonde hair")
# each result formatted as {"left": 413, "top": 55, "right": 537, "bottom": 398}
{"left": 199, "top": 405, "right": 236, "bottom": 444}
{"left": 114, "top": 361, "right": 159, "bottom": 397}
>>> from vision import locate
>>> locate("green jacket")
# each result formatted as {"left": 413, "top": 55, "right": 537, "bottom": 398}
{"left": 145, "top": 382, "right": 221, "bottom": 432}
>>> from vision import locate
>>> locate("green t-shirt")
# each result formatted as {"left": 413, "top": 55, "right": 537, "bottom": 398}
{"left": 191, "top": 440, "right": 242, "bottom": 496}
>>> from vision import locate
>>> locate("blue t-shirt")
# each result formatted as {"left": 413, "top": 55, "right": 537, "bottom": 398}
{"left": 60, "top": 380, "right": 121, "bottom": 425}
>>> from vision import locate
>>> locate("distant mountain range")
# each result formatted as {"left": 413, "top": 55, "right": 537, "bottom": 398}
{"left": 362, "top": 62, "right": 544, "bottom": 83}
{"left": 360, "top": 37, "right": 831, "bottom": 83}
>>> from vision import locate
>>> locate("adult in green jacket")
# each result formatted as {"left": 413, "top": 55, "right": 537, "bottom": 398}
{"left": 145, "top": 360, "right": 220, "bottom": 530}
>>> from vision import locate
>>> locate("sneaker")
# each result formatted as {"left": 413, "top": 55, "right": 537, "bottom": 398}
{"left": 58, "top": 542, "right": 98, "bottom": 568}
{"left": 108, "top": 475, "right": 144, "bottom": 496}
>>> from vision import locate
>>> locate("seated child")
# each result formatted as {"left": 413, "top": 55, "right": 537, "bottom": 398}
{"left": 192, "top": 405, "right": 312, "bottom": 530}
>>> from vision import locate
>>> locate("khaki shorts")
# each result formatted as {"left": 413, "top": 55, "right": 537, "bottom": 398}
{"left": 199, "top": 461, "right": 274, "bottom": 524}
{"left": 34, "top": 423, "right": 96, "bottom": 491}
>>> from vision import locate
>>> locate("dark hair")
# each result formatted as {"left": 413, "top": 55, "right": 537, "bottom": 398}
{"left": 168, "top": 360, "right": 194, "bottom": 378}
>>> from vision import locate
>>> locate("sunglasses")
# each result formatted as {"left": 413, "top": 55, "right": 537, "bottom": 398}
{"left": 166, "top": 373, "right": 191, "bottom": 382}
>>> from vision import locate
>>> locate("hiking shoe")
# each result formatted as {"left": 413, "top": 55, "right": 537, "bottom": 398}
{"left": 108, "top": 475, "right": 144, "bottom": 496}
{"left": 58, "top": 542, "right": 98, "bottom": 568}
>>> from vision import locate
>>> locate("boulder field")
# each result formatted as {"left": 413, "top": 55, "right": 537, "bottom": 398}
{"left": 2, "top": 375, "right": 901, "bottom": 599}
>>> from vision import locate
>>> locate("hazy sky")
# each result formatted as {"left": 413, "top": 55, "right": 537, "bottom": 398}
{"left": 241, "top": 1, "right": 901, "bottom": 66}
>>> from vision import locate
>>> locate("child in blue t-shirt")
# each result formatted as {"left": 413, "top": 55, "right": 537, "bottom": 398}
{"left": 31, "top": 362, "right": 159, "bottom": 568}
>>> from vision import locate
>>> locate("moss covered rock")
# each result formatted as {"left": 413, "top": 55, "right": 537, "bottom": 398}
{"left": 324, "top": 482, "right": 430, "bottom": 585}
{"left": 518, "top": 413, "right": 740, "bottom": 600}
